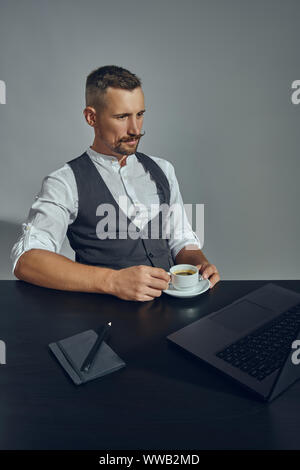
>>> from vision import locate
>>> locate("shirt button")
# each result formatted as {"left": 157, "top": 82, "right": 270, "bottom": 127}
{"left": 136, "top": 227, "right": 140, "bottom": 232}
{"left": 148, "top": 253, "right": 154, "bottom": 258}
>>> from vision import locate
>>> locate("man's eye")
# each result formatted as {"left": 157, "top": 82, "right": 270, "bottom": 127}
{"left": 117, "top": 113, "right": 144, "bottom": 119}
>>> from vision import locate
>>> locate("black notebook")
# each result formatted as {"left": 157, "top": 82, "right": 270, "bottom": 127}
{"left": 49, "top": 329, "right": 126, "bottom": 385}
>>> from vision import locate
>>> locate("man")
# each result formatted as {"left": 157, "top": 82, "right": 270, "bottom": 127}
{"left": 11, "top": 65, "right": 220, "bottom": 301}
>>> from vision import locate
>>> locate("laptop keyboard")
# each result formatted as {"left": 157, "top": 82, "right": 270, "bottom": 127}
{"left": 216, "top": 303, "right": 300, "bottom": 381}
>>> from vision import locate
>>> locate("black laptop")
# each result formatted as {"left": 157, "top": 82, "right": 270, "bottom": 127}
{"left": 167, "top": 283, "right": 300, "bottom": 402}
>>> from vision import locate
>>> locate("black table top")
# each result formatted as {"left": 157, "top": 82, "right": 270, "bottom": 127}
{"left": 1, "top": 279, "right": 300, "bottom": 450}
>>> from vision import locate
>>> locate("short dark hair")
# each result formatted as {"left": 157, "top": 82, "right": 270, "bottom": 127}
{"left": 85, "top": 65, "right": 142, "bottom": 110}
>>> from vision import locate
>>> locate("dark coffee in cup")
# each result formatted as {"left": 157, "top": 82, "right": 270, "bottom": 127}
{"left": 174, "top": 270, "right": 195, "bottom": 276}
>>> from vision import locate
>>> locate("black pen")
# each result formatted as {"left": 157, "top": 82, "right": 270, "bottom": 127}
{"left": 80, "top": 321, "right": 111, "bottom": 373}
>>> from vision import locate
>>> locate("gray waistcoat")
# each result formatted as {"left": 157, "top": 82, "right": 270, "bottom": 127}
{"left": 66, "top": 151, "right": 174, "bottom": 271}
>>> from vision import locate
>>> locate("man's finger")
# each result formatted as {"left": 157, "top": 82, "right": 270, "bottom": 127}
{"left": 201, "top": 264, "right": 217, "bottom": 279}
{"left": 145, "top": 287, "right": 164, "bottom": 298}
{"left": 147, "top": 277, "right": 170, "bottom": 290}
{"left": 208, "top": 272, "right": 221, "bottom": 288}
{"left": 141, "top": 295, "right": 155, "bottom": 302}
{"left": 150, "top": 267, "right": 171, "bottom": 282}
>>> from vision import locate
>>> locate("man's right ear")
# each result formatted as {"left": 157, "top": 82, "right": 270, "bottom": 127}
{"left": 83, "top": 106, "right": 97, "bottom": 126}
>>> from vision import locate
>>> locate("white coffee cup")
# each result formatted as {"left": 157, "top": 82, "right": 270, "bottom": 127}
{"left": 168, "top": 264, "right": 202, "bottom": 291}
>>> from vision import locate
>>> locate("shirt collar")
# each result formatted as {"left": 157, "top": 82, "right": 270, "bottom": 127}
{"left": 86, "top": 146, "right": 135, "bottom": 166}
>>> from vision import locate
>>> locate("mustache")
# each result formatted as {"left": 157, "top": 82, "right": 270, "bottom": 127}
{"left": 121, "top": 130, "right": 146, "bottom": 142}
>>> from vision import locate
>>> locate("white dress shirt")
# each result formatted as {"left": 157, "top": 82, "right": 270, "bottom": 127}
{"left": 11, "top": 147, "right": 201, "bottom": 274}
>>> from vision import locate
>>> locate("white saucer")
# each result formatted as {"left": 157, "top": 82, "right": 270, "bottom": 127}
{"left": 163, "top": 278, "right": 211, "bottom": 298}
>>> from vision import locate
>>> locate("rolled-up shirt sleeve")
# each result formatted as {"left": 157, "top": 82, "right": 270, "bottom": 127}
{"left": 164, "top": 162, "right": 202, "bottom": 261}
{"left": 10, "top": 165, "right": 77, "bottom": 276}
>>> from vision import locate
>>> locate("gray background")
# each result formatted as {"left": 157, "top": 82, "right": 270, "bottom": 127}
{"left": 0, "top": 0, "right": 299, "bottom": 280}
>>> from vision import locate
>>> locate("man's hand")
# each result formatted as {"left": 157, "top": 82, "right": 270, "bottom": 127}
{"left": 107, "top": 265, "right": 171, "bottom": 302}
{"left": 175, "top": 246, "right": 220, "bottom": 289}
{"left": 196, "top": 262, "right": 220, "bottom": 289}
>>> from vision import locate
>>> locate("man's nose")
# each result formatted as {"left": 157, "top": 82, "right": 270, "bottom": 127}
{"left": 127, "top": 116, "right": 139, "bottom": 135}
